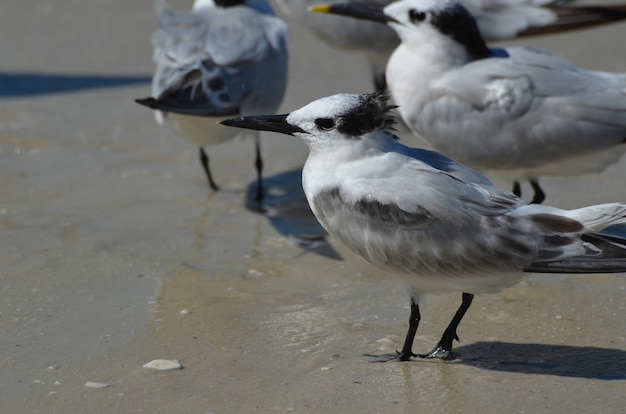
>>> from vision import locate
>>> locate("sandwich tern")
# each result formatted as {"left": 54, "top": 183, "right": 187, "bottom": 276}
{"left": 221, "top": 92, "right": 626, "bottom": 361}
{"left": 136, "top": 0, "right": 289, "bottom": 201}
{"left": 276, "top": 0, "right": 626, "bottom": 91}
{"left": 311, "top": 0, "right": 626, "bottom": 203}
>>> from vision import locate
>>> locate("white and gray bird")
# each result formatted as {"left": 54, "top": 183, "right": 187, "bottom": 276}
{"left": 136, "top": 0, "right": 289, "bottom": 201}
{"left": 312, "top": 0, "right": 626, "bottom": 203}
{"left": 221, "top": 92, "right": 626, "bottom": 360}
{"left": 277, "top": 0, "right": 626, "bottom": 91}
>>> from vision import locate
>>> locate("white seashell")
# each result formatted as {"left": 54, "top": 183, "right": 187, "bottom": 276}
{"left": 142, "top": 359, "right": 183, "bottom": 371}
{"left": 84, "top": 381, "right": 110, "bottom": 389}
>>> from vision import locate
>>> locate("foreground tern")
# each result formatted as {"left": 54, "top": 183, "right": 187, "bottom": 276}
{"left": 278, "top": 0, "right": 626, "bottom": 91}
{"left": 136, "top": 0, "right": 289, "bottom": 201}
{"left": 311, "top": 0, "right": 626, "bottom": 203}
{"left": 221, "top": 93, "right": 626, "bottom": 360}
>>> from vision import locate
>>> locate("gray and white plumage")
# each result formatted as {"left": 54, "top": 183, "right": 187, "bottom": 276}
{"left": 313, "top": 0, "right": 626, "bottom": 203}
{"left": 279, "top": 0, "right": 396, "bottom": 91}
{"left": 136, "top": 0, "right": 289, "bottom": 200}
{"left": 221, "top": 92, "right": 626, "bottom": 360}
{"left": 284, "top": 0, "right": 626, "bottom": 91}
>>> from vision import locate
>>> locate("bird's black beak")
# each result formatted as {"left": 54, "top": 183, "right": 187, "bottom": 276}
{"left": 309, "top": 3, "right": 398, "bottom": 25}
{"left": 220, "top": 114, "right": 305, "bottom": 136}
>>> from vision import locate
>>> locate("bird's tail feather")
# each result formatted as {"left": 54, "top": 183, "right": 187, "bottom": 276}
{"left": 135, "top": 96, "right": 239, "bottom": 117}
{"left": 565, "top": 203, "right": 626, "bottom": 231}
{"left": 519, "top": 4, "right": 626, "bottom": 38}
{"left": 525, "top": 232, "right": 626, "bottom": 274}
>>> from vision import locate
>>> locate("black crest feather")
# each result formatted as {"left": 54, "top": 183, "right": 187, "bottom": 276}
{"left": 337, "top": 92, "right": 398, "bottom": 137}
{"left": 431, "top": 4, "right": 491, "bottom": 60}
{"left": 214, "top": 0, "right": 246, "bottom": 7}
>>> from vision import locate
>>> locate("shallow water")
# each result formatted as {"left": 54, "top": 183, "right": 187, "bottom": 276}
{"left": 1, "top": 0, "right": 626, "bottom": 413}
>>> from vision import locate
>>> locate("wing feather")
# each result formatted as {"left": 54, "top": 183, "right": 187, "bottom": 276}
{"left": 422, "top": 46, "right": 626, "bottom": 170}
{"left": 149, "top": 2, "right": 288, "bottom": 116}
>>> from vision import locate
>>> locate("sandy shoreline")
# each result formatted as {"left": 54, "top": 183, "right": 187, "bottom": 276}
{"left": 1, "top": 0, "right": 626, "bottom": 412}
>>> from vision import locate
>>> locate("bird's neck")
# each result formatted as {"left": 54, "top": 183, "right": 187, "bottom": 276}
{"left": 386, "top": 35, "right": 480, "bottom": 119}
{"left": 407, "top": 36, "right": 474, "bottom": 67}
{"left": 303, "top": 134, "right": 397, "bottom": 192}
{"left": 386, "top": 43, "right": 455, "bottom": 111}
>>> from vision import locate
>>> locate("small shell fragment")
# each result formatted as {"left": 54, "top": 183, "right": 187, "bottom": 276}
{"left": 84, "top": 381, "right": 110, "bottom": 389}
{"left": 142, "top": 359, "right": 183, "bottom": 371}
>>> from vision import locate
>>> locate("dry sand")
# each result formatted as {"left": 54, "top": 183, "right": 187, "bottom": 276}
{"left": 1, "top": 0, "right": 625, "bottom": 412}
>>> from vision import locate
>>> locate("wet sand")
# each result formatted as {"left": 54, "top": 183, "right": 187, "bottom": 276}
{"left": 1, "top": 0, "right": 625, "bottom": 413}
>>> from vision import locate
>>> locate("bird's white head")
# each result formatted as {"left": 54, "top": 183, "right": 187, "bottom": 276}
{"left": 220, "top": 93, "right": 398, "bottom": 151}
{"left": 310, "top": 0, "right": 490, "bottom": 60}
{"left": 384, "top": 0, "right": 457, "bottom": 21}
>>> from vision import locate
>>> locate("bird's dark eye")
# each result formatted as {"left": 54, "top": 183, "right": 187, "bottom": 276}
{"left": 315, "top": 118, "right": 335, "bottom": 130}
{"left": 409, "top": 9, "right": 426, "bottom": 23}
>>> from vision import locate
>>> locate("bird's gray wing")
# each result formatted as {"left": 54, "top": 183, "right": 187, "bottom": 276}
{"left": 518, "top": 3, "right": 626, "bottom": 38}
{"left": 433, "top": 46, "right": 626, "bottom": 121}
{"left": 514, "top": 203, "right": 626, "bottom": 273}
{"left": 525, "top": 232, "right": 626, "bottom": 273}
{"left": 315, "top": 160, "right": 626, "bottom": 278}
{"left": 310, "top": 155, "right": 539, "bottom": 279}
{"left": 462, "top": 0, "right": 555, "bottom": 40}
{"left": 147, "top": 3, "right": 288, "bottom": 116}
{"left": 464, "top": 0, "right": 626, "bottom": 40}
{"left": 422, "top": 46, "right": 626, "bottom": 168}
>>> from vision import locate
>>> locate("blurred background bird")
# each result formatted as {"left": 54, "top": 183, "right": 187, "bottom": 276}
{"left": 136, "top": 0, "right": 289, "bottom": 202}
{"left": 311, "top": 0, "right": 626, "bottom": 204}
{"left": 276, "top": 0, "right": 626, "bottom": 92}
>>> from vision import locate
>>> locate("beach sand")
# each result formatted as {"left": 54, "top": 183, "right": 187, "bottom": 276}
{"left": 1, "top": 1, "right": 625, "bottom": 412}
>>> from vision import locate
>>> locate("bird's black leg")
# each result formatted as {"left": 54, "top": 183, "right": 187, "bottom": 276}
{"left": 253, "top": 135, "right": 264, "bottom": 202}
{"left": 199, "top": 147, "right": 219, "bottom": 191}
{"left": 397, "top": 297, "right": 421, "bottom": 361}
{"left": 373, "top": 72, "right": 388, "bottom": 93}
{"left": 421, "top": 292, "right": 474, "bottom": 360}
{"left": 529, "top": 179, "right": 545, "bottom": 204}
{"left": 512, "top": 181, "right": 521, "bottom": 197}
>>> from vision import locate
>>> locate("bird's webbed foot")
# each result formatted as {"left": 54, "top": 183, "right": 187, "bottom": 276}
{"left": 419, "top": 344, "right": 454, "bottom": 360}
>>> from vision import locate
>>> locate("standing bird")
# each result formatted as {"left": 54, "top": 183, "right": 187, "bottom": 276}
{"left": 221, "top": 93, "right": 626, "bottom": 360}
{"left": 311, "top": 0, "right": 626, "bottom": 203}
{"left": 136, "top": 0, "right": 289, "bottom": 201}
{"left": 276, "top": 0, "right": 626, "bottom": 92}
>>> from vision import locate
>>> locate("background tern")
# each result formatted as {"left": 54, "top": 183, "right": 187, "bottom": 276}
{"left": 276, "top": 0, "right": 626, "bottom": 91}
{"left": 221, "top": 92, "right": 626, "bottom": 361}
{"left": 136, "top": 0, "right": 289, "bottom": 201}
{"left": 312, "top": 0, "right": 626, "bottom": 203}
